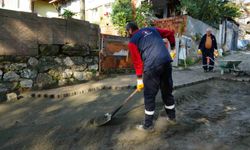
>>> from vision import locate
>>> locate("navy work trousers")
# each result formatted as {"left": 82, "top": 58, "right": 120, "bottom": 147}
{"left": 202, "top": 48, "right": 214, "bottom": 71}
{"left": 143, "top": 62, "right": 175, "bottom": 127}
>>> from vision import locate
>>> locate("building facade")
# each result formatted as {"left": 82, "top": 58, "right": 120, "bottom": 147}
{"left": 0, "top": 0, "right": 59, "bottom": 18}
{"left": 0, "top": 0, "right": 32, "bottom": 12}
{"left": 33, "top": 0, "right": 59, "bottom": 18}
{"left": 85, "top": 0, "right": 117, "bottom": 35}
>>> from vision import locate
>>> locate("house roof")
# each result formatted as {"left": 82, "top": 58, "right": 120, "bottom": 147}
{"left": 49, "top": 0, "right": 69, "bottom": 4}
{"left": 49, "top": 0, "right": 114, "bottom": 10}
{"left": 49, "top": 0, "right": 58, "bottom": 3}
{"left": 49, "top": 0, "right": 66, "bottom": 3}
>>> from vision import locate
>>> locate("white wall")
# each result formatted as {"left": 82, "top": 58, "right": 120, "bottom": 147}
{"left": 186, "top": 16, "right": 219, "bottom": 40}
{"left": 34, "top": 0, "right": 58, "bottom": 18}
{"left": 0, "top": 0, "right": 31, "bottom": 12}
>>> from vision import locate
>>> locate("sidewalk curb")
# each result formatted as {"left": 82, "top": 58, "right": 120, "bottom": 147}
{"left": 22, "top": 77, "right": 217, "bottom": 99}
{"left": 217, "top": 76, "right": 250, "bottom": 82}
{"left": 21, "top": 74, "right": 250, "bottom": 100}
{"left": 22, "top": 84, "right": 136, "bottom": 99}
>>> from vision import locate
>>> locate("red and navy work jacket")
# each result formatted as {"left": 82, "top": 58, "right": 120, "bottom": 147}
{"left": 128, "top": 27, "right": 175, "bottom": 77}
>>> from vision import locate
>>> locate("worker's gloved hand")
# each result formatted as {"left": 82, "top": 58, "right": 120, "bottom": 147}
{"left": 137, "top": 78, "right": 144, "bottom": 92}
{"left": 197, "top": 49, "right": 202, "bottom": 58}
{"left": 170, "top": 51, "right": 176, "bottom": 59}
{"left": 214, "top": 49, "right": 219, "bottom": 57}
{"left": 197, "top": 49, "right": 202, "bottom": 55}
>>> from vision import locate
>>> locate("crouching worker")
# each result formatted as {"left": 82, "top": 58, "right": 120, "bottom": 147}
{"left": 126, "top": 22, "right": 176, "bottom": 132}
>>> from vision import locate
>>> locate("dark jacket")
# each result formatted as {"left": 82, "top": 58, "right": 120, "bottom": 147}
{"left": 128, "top": 27, "right": 175, "bottom": 77}
{"left": 199, "top": 34, "right": 217, "bottom": 52}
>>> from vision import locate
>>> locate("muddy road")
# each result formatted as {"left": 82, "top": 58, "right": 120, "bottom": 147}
{"left": 0, "top": 79, "right": 250, "bottom": 150}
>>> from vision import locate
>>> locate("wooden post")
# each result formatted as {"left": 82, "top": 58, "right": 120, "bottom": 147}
{"left": 131, "top": 0, "right": 136, "bottom": 20}
{"left": 80, "top": 0, "right": 85, "bottom": 20}
{"left": 172, "top": 37, "right": 179, "bottom": 67}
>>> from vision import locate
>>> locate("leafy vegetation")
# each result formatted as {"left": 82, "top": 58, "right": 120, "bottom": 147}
{"left": 111, "top": 0, "right": 153, "bottom": 36}
{"left": 179, "top": 57, "right": 201, "bottom": 67}
{"left": 179, "top": 0, "right": 241, "bottom": 27}
{"left": 110, "top": 0, "right": 241, "bottom": 34}
{"left": 135, "top": 2, "right": 153, "bottom": 28}
{"left": 61, "top": 9, "right": 76, "bottom": 19}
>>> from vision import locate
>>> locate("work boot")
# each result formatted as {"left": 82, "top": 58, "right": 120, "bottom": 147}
{"left": 136, "top": 124, "right": 154, "bottom": 132}
{"left": 165, "top": 108, "right": 176, "bottom": 120}
{"left": 165, "top": 117, "right": 177, "bottom": 125}
{"left": 144, "top": 114, "right": 154, "bottom": 127}
{"left": 159, "top": 109, "right": 177, "bottom": 125}
{"left": 209, "top": 68, "right": 214, "bottom": 72}
{"left": 136, "top": 114, "right": 154, "bottom": 132}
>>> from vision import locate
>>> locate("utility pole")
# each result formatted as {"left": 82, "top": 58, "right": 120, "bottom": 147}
{"left": 131, "top": 0, "right": 136, "bottom": 20}
{"left": 80, "top": 0, "right": 85, "bottom": 20}
{"left": 29, "top": 0, "right": 33, "bottom": 12}
{"left": 163, "top": 6, "right": 168, "bottom": 18}
{"left": 1, "top": 0, "right": 4, "bottom": 7}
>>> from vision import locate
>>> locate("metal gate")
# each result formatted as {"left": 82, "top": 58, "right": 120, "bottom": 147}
{"left": 99, "top": 34, "right": 133, "bottom": 73}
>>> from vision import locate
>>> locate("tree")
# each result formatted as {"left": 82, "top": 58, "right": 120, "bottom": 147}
{"left": 111, "top": 0, "right": 153, "bottom": 36}
{"left": 135, "top": 2, "right": 153, "bottom": 28}
{"left": 111, "top": 0, "right": 133, "bottom": 36}
{"left": 179, "top": 0, "right": 241, "bottom": 27}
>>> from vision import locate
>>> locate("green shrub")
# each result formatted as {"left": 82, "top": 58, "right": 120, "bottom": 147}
{"left": 179, "top": 57, "right": 200, "bottom": 67}
{"left": 111, "top": 0, "right": 153, "bottom": 36}
{"left": 61, "top": 9, "right": 76, "bottom": 19}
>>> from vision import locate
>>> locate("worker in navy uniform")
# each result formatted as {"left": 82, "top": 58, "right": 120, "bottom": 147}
{"left": 126, "top": 22, "right": 176, "bottom": 132}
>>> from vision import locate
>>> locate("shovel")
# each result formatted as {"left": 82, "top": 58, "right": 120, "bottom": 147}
{"left": 93, "top": 89, "right": 138, "bottom": 127}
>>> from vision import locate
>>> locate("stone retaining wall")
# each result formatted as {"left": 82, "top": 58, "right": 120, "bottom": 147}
{"left": 0, "top": 54, "right": 99, "bottom": 102}
{"left": 0, "top": 9, "right": 101, "bottom": 102}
